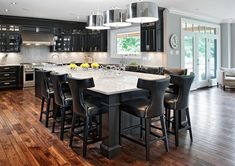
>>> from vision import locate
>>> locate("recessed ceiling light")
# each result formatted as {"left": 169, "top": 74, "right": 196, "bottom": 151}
{"left": 77, "top": 16, "right": 80, "bottom": 19}
{"left": 10, "top": 2, "right": 16, "bottom": 5}
{"left": 5, "top": 9, "right": 9, "bottom": 12}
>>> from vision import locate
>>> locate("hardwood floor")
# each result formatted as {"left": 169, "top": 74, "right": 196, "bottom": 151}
{"left": 0, "top": 87, "right": 235, "bottom": 165}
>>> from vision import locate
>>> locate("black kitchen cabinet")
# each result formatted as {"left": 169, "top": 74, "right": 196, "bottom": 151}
{"left": 51, "top": 30, "right": 107, "bottom": 52}
{"left": 0, "top": 32, "right": 21, "bottom": 52}
{"left": 51, "top": 35, "right": 72, "bottom": 52}
{"left": 75, "top": 32, "right": 87, "bottom": 52}
{"left": 0, "top": 24, "right": 21, "bottom": 53}
{"left": 140, "top": 7, "right": 164, "bottom": 52}
{"left": 0, "top": 66, "right": 23, "bottom": 89}
{"left": 86, "top": 30, "right": 107, "bottom": 52}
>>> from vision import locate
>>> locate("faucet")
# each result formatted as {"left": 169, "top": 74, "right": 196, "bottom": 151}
{"left": 51, "top": 53, "right": 63, "bottom": 66}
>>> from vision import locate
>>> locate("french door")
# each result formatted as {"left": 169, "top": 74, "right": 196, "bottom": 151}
{"left": 182, "top": 33, "right": 218, "bottom": 89}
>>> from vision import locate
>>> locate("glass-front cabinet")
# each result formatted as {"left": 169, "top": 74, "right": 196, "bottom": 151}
{"left": 0, "top": 24, "right": 21, "bottom": 52}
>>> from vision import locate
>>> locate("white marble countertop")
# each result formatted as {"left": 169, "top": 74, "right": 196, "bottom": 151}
{"left": 0, "top": 64, "right": 21, "bottom": 66}
{"left": 42, "top": 66, "right": 167, "bottom": 95}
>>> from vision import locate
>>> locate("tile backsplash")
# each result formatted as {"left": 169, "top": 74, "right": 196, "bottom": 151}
{"left": 0, "top": 45, "right": 166, "bottom": 67}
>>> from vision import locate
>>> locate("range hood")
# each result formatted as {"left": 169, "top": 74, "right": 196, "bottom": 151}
{"left": 21, "top": 32, "right": 54, "bottom": 46}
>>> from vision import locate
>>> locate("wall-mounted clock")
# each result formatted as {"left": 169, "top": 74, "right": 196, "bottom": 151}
{"left": 169, "top": 34, "right": 179, "bottom": 49}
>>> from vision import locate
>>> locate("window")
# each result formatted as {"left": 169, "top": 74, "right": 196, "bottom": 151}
{"left": 116, "top": 31, "right": 140, "bottom": 55}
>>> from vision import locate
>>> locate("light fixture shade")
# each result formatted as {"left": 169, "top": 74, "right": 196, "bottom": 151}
{"left": 104, "top": 9, "right": 131, "bottom": 27}
{"left": 126, "top": 1, "right": 159, "bottom": 23}
{"left": 86, "top": 14, "right": 110, "bottom": 30}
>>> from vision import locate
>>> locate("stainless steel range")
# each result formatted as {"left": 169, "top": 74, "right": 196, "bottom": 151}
{"left": 21, "top": 63, "right": 35, "bottom": 87}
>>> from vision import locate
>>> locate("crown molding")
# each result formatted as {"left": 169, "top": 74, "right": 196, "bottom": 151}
{"left": 168, "top": 8, "right": 222, "bottom": 24}
{"left": 221, "top": 18, "right": 235, "bottom": 24}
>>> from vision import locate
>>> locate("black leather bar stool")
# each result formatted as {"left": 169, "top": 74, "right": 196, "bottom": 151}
{"left": 50, "top": 73, "right": 73, "bottom": 140}
{"left": 39, "top": 70, "right": 54, "bottom": 127}
{"left": 163, "top": 68, "right": 187, "bottom": 94}
{"left": 120, "top": 77, "right": 170, "bottom": 161}
{"left": 68, "top": 77, "right": 105, "bottom": 157}
{"left": 164, "top": 73, "right": 194, "bottom": 146}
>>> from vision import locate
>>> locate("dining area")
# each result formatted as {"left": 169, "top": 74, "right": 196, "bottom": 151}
{"left": 37, "top": 64, "right": 194, "bottom": 162}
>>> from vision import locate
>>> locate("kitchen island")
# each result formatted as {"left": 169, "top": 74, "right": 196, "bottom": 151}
{"left": 37, "top": 66, "right": 167, "bottom": 158}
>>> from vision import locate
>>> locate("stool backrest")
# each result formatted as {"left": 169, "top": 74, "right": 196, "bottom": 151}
{"left": 40, "top": 70, "right": 51, "bottom": 99}
{"left": 137, "top": 77, "right": 170, "bottom": 118}
{"left": 50, "top": 73, "right": 68, "bottom": 106}
{"left": 68, "top": 77, "right": 95, "bottom": 117}
{"left": 163, "top": 68, "right": 187, "bottom": 75}
{"left": 170, "top": 72, "right": 195, "bottom": 109}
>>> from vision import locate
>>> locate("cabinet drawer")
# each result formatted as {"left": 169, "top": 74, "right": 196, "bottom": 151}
{"left": 0, "top": 66, "right": 17, "bottom": 72}
{"left": 0, "top": 72, "right": 16, "bottom": 78}
{"left": 0, "top": 80, "right": 16, "bottom": 87}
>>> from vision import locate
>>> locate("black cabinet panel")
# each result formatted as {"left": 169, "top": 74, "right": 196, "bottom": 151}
{"left": 0, "top": 32, "right": 21, "bottom": 52}
{"left": 51, "top": 30, "right": 107, "bottom": 52}
{"left": 0, "top": 66, "right": 23, "bottom": 89}
{"left": 140, "top": 7, "right": 164, "bottom": 52}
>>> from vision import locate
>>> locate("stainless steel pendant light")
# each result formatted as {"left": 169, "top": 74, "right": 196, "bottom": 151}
{"left": 126, "top": 1, "right": 159, "bottom": 23}
{"left": 86, "top": 14, "right": 110, "bottom": 30}
{"left": 104, "top": 9, "right": 131, "bottom": 27}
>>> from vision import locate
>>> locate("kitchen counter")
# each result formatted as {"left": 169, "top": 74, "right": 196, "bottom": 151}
{"left": 0, "top": 64, "right": 21, "bottom": 67}
{"left": 41, "top": 66, "right": 167, "bottom": 95}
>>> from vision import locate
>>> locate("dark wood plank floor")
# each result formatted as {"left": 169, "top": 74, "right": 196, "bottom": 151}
{"left": 0, "top": 87, "right": 235, "bottom": 166}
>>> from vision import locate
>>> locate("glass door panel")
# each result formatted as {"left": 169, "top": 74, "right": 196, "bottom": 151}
{"left": 184, "top": 36, "right": 194, "bottom": 74}
{"left": 198, "top": 37, "right": 207, "bottom": 82}
{"left": 209, "top": 39, "right": 217, "bottom": 79}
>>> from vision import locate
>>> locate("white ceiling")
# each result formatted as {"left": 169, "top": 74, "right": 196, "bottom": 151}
{"left": 0, "top": 0, "right": 234, "bottom": 23}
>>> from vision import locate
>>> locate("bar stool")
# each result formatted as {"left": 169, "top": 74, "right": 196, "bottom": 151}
{"left": 68, "top": 77, "right": 105, "bottom": 157}
{"left": 120, "top": 77, "right": 170, "bottom": 161}
{"left": 164, "top": 73, "right": 194, "bottom": 146}
{"left": 50, "top": 73, "right": 73, "bottom": 140}
{"left": 39, "top": 70, "right": 54, "bottom": 127}
{"left": 163, "top": 68, "right": 187, "bottom": 94}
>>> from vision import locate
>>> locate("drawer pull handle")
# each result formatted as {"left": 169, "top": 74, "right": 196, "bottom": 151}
{"left": 4, "top": 74, "right": 10, "bottom": 76}
{"left": 3, "top": 67, "right": 10, "bottom": 70}
{"left": 4, "top": 82, "right": 10, "bottom": 85}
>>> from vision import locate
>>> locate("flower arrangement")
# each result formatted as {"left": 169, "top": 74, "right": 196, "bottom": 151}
{"left": 80, "top": 63, "right": 90, "bottom": 69}
{"left": 69, "top": 63, "right": 78, "bottom": 70}
{"left": 91, "top": 62, "right": 100, "bottom": 69}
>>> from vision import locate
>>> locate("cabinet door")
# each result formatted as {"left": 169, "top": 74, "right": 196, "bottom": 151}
{"left": 6, "top": 33, "right": 21, "bottom": 52}
{"left": 0, "top": 33, "right": 7, "bottom": 52}
{"left": 156, "top": 28, "right": 163, "bottom": 52}
{"left": 100, "top": 30, "right": 107, "bottom": 52}
{"left": 150, "top": 28, "right": 156, "bottom": 51}
{"left": 141, "top": 29, "right": 148, "bottom": 52}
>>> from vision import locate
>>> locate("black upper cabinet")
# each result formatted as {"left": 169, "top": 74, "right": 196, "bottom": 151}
{"left": 0, "top": 15, "right": 108, "bottom": 53}
{"left": 86, "top": 30, "right": 107, "bottom": 52}
{"left": 141, "top": 7, "right": 164, "bottom": 52}
{"left": 0, "top": 24, "right": 21, "bottom": 52}
{"left": 0, "top": 32, "right": 21, "bottom": 52}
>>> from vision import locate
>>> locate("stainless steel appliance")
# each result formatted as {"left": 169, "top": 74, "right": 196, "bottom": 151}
{"left": 22, "top": 63, "right": 35, "bottom": 87}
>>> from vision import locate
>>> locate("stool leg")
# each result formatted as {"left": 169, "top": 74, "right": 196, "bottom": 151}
{"left": 60, "top": 107, "right": 65, "bottom": 140}
{"left": 167, "top": 109, "right": 171, "bottom": 129}
{"left": 174, "top": 109, "right": 179, "bottom": 146}
{"left": 140, "top": 118, "right": 143, "bottom": 139}
{"left": 83, "top": 117, "right": 89, "bottom": 157}
{"left": 69, "top": 114, "right": 76, "bottom": 147}
{"left": 99, "top": 114, "right": 102, "bottom": 139}
{"left": 145, "top": 118, "right": 150, "bottom": 161}
{"left": 52, "top": 104, "right": 58, "bottom": 133}
{"left": 160, "top": 115, "right": 169, "bottom": 152}
{"left": 186, "top": 108, "right": 193, "bottom": 142}
{"left": 40, "top": 97, "right": 45, "bottom": 122}
{"left": 45, "top": 98, "right": 50, "bottom": 127}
